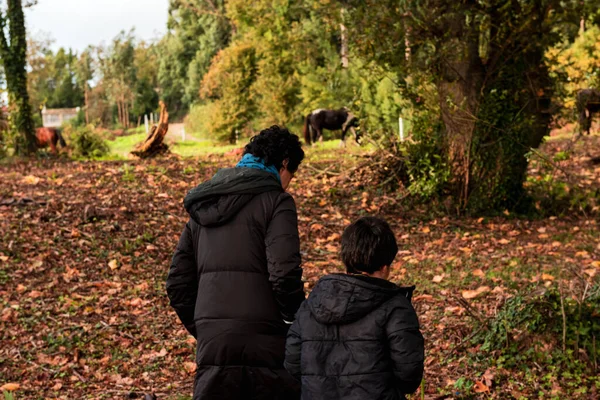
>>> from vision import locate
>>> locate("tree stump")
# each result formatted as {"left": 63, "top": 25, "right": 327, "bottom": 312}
{"left": 131, "top": 101, "right": 170, "bottom": 158}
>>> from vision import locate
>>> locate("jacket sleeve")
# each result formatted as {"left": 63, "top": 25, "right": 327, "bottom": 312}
{"left": 265, "top": 193, "right": 305, "bottom": 322}
{"left": 386, "top": 300, "right": 424, "bottom": 395}
{"left": 166, "top": 219, "right": 198, "bottom": 338}
{"left": 284, "top": 316, "right": 302, "bottom": 380}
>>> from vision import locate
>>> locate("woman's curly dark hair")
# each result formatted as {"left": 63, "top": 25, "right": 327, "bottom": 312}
{"left": 244, "top": 125, "right": 305, "bottom": 172}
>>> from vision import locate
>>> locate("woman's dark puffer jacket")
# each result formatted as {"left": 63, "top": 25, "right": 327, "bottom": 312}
{"left": 285, "top": 274, "right": 424, "bottom": 400}
{"left": 167, "top": 168, "right": 305, "bottom": 400}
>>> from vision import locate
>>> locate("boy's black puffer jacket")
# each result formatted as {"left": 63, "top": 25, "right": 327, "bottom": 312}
{"left": 285, "top": 274, "right": 424, "bottom": 400}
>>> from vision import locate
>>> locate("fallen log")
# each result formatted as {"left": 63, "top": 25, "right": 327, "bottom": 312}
{"left": 131, "top": 101, "right": 170, "bottom": 158}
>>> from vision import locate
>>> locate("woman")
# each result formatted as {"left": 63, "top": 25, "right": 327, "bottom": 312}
{"left": 166, "top": 126, "right": 305, "bottom": 399}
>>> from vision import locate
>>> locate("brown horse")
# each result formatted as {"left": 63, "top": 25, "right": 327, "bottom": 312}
{"left": 36, "top": 127, "right": 66, "bottom": 154}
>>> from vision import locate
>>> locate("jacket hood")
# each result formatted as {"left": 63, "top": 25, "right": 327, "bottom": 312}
{"left": 307, "top": 274, "right": 415, "bottom": 325}
{"left": 184, "top": 168, "right": 282, "bottom": 227}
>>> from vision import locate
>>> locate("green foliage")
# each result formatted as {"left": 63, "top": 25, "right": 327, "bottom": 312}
{"left": 184, "top": 103, "right": 216, "bottom": 139}
{"left": 66, "top": 125, "right": 110, "bottom": 159}
{"left": 547, "top": 25, "right": 600, "bottom": 109}
{"left": 3, "top": 391, "right": 15, "bottom": 400}
{"left": 473, "top": 287, "right": 600, "bottom": 370}
{"left": 339, "top": 0, "right": 596, "bottom": 213}
{"left": 200, "top": 41, "right": 257, "bottom": 142}
{"left": 157, "top": 0, "right": 230, "bottom": 117}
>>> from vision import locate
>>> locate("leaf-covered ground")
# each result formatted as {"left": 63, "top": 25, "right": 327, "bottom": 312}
{"left": 1, "top": 136, "right": 599, "bottom": 399}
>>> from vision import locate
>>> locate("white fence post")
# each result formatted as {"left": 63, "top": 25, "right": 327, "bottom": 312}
{"left": 399, "top": 117, "right": 404, "bottom": 142}
{"left": 144, "top": 114, "right": 149, "bottom": 133}
{"left": 182, "top": 126, "right": 186, "bottom": 142}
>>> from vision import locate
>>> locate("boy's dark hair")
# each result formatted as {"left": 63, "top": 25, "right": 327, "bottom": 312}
{"left": 244, "top": 125, "right": 305, "bottom": 173}
{"left": 341, "top": 217, "right": 398, "bottom": 274}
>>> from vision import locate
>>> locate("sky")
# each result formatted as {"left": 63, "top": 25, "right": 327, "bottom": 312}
{"left": 24, "top": 0, "right": 170, "bottom": 52}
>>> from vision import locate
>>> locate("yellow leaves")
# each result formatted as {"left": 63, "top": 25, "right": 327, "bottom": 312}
{"left": 108, "top": 259, "right": 118, "bottom": 270}
{"left": 575, "top": 251, "right": 590, "bottom": 259}
{"left": 0, "top": 383, "right": 20, "bottom": 391}
{"left": 551, "top": 241, "right": 562, "bottom": 248}
{"left": 541, "top": 273, "right": 555, "bottom": 281}
{"left": 422, "top": 226, "right": 431, "bottom": 234}
{"left": 462, "top": 286, "right": 490, "bottom": 300}
{"left": 22, "top": 175, "right": 40, "bottom": 184}
{"left": 0, "top": 254, "right": 8, "bottom": 263}
{"left": 583, "top": 269, "right": 596, "bottom": 278}
{"left": 498, "top": 238, "right": 510, "bottom": 245}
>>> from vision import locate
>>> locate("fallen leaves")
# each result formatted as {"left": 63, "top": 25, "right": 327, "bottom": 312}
{"left": 0, "top": 383, "right": 20, "bottom": 391}
{"left": 21, "top": 175, "right": 40, "bottom": 185}
{"left": 462, "top": 286, "right": 491, "bottom": 299}
{"left": 108, "top": 259, "right": 118, "bottom": 270}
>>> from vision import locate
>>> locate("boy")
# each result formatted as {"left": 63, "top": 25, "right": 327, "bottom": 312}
{"left": 285, "top": 217, "right": 424, "bottom": 400}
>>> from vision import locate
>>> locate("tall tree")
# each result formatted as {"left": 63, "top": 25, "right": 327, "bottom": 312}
{"left": 98, "top": 31, "right": 137, "bottom": 128}
{"left": 0, "top": 0, "right": 36, "bottom": 154}
{"left": 157, "top": 0, "right": 231, "bottom": 117}
{"left": 74, "top": 48, "right": 94, "bottom": 124}
{"left": 340, "top": 0, "right": 593, "bottom": 211}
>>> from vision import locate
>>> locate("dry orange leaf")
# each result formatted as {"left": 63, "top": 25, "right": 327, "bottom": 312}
{"left": 541, "top": 273, "right": 555, "bottom": 281}
{"left": 473, "top": 380, "right": 490, "bottom": 393}
{"left": 422, "top": 226, "right": 430, "bottom": 234}
{"left": 310, "top": 224, "right": 324, "bottom": 231}
{"left": 584, "top": 269, "right": 596, "bottom": 277}
{"left": 0, "top": 383, "right": 20, "bottom": 391}
{"left": 462, "top": 286, "right": 490, "bottom": 300}
{"left": 432, "top": 274, "right": 444, "bottom": 283}
{"left": 184, "top": 361, "right": 197, "bottom": 373}
{"left": 326, "top": 233, "right": 341, "bottom": 242}
{"left": 472, "top": 269, "right": 485, "bottom": 278}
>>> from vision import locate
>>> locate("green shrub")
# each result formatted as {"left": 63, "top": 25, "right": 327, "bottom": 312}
{"left": 184, "top": 103, "right": 215, "bottom": 140}
{"left": 66, "top": 125, "right": 110, "bottom": 159}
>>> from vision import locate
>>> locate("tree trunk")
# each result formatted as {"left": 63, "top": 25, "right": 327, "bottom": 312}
{"left": 84, "top": 86, "right": 89, "bottom": 124}
{"left": 340, "top": 8, "right": 349, "bottom": 68}
{"left": 436, "top": 22, "right": 484, "bottom": 207}
{"left": 117, "top": 100, "right": 122, "bottom": 127}
{"left": 131, "top": 101, "right": 170, "bottom": 158}
{"left": 0, "top": 0, "right": 36, "bottom": 155}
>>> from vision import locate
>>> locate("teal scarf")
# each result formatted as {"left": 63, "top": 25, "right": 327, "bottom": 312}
{"left": 236, "top": 153, "right": 281, "bottom": 183}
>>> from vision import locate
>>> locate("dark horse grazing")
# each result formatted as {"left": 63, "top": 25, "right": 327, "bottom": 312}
{"left": 303, "top": 108, "right": 360, "bottom": 146}
{"left": 36, "top": 127, "right": 66, "bottom": 154}
{"left": 576, "top": 89, "right": 600, "bottom": 136}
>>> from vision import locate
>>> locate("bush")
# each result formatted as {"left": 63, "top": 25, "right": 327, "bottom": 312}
{"left": 184, "top": 103, "right": 215, "bottom": 140}
{"left": 472, "top": 286, "right": 600, "bottom": 372}
{"left": 66, "top": 125, "right": 110, "bottom": 159}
